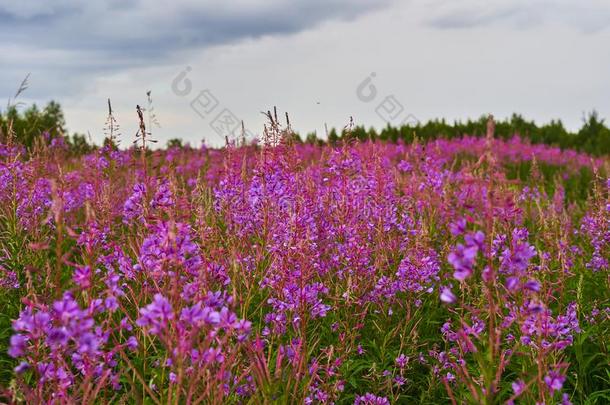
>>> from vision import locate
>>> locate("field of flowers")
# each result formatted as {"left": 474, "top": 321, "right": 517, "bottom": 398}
{"left": 0, "top": 132, "right": 609, "bottom": 404}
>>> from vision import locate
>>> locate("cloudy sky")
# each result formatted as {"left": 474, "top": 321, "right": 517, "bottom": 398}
{"left": 1, "top": 0, "right": 609, "bottom": 146}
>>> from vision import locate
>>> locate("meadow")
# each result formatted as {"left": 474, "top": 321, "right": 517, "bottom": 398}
{"left": 0, "top": 123, "right": 609, "bottom": 404}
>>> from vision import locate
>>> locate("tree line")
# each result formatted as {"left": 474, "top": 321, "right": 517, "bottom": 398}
{"left": 1, "top": 102, "right": 609, "bottom": 156}
{"left": 317, "top": 112, "right": 610, "bottom": 156}
{"left": 0, "top": 102, "right": 95, "bottom": 155}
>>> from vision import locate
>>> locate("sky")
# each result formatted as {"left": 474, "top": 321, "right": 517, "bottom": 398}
{"left": 1, "top": 0, "right": 610, "bottom": 146}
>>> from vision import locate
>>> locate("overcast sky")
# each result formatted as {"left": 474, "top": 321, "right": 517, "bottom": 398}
{"left": 1, "top": 0, "right": 609, "bottom": 146}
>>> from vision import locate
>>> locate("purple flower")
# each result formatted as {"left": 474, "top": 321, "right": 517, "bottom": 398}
{"left": 354, "top": 393, "right": 390, "bottom": 405}
{"left": 500, "top": 230, "right": 537, "bottom": 275}
{"left": 464, "top": 231, "right": 485, "bottom": 251}
{"left": 77, "top": 332, "right": 101, "bottom": 356}
{"left": 52, "top": 292, "right": 82, "bottom": 322}
{"left": 395, "top": 354, "right": 409, "bottom": 368}
{"left": 151, "top": 180, "right": 174, "bottom": 209}
{"left": 440, "top": 287, "right": 457, "bottom": 304}
{"left": 397, "top": 160, "right": 412, "bottom": 173}
{"left": 395, "top": 252, "right": 440, "bottom": 294}
{"left": 511, "top": 379, "right": 525, "bottom": 396}
{"left": 136, "top": 294, "right": 174, "bottom": 335}
{"left": 139, "top": 221, "right": 202, "bottom": 278}
{"left": 203, "top": 347, "right": 224, "bottom": 364}
{"left": 219, "top": 307, "right": 238, "bottom": 328}
{"left": 123, "top": 183, "right": 146, "bottom": 223}
{"left": 126, "top": 336, "right": 138, "bottom": 351}
{"left": 8, "top": 334, "right": 28, "bottom": 358}
{"left": 524, "top": 279, "right": 541, "bottom": 292}
{"left": 14, "top": 361, "right": 30, "bottom": 374}
{"left": 234, "top": 319, "right": 252, "bottom": 341}
{"left": 13, "top": 308, "right": 51, "bottom": 338}
{"left": 179, "top": 302, "right": 220, "bottom": 327}
{"left": 506, "top": 276, "right": 520, "bottom": 291}
{"left": 72, "top": 266, "right": 91, "bottom": 289}
{"left": 46, "top": 327, "right": 69, "bottom": 348}
{"left": 449, "top": 219, "right": 467, "bottom": 236}
{"left": 449, "top": 240, "right": 479, "bottom": 281}
{"left": 105, "top": 296, "right": 119, "bottom": 313}
{"left": 544, "top": 371, "right": 566, "bottom": 393}
{"left": 394, "top": 375, "right": 407, "bottom": 386}
{"left": 0, "top": 265, "right": 19, "bottom": 289}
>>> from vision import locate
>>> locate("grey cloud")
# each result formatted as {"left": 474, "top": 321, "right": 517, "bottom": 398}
{"left": 428, "top": 7, "right": 523, "bottom": 29}
{"left": 426, "top": 0, "right": 610, "bottom": 33}
{"left": 1, "top": 1, "right": 392, "bottom": 60}
{"left": 0, "top": 0, "right": 393, "bottom": 99}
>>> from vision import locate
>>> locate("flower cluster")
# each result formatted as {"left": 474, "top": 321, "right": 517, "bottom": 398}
{"left": 9, "top": 292, "right": 117, "bottom": 398}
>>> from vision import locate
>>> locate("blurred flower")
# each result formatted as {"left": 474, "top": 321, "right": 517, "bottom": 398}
{"left": 440, "top": 287, "right": 457, "bottom": 304}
